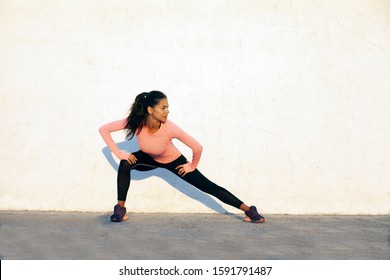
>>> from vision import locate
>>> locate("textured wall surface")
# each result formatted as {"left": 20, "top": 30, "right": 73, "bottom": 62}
{"left": 1, "top": 0, "right": 390, "bottom": 214}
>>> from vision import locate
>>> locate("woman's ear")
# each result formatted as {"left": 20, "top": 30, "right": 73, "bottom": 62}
{"left": 147, "top": 106, "right": 153, "bottom": 114}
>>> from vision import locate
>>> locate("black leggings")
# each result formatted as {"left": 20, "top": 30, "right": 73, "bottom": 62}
{"left": 117, "top": 150, "right": 243, "bottom": 209}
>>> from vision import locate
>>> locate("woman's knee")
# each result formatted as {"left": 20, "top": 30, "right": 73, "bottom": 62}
{"left": 118, "top": 160, "right": 132, "bottom": 172}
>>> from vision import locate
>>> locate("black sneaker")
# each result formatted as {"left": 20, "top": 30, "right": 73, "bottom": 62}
{"left": 244, "top": 206, "right": 265, "bottom": 223}
{"left": 110, "top": 204, "right": 128, "bottom": 222}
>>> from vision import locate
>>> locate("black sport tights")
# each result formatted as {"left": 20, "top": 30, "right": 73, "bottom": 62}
{"left": 117, "top": 150, "right": 243, "bottom": 209}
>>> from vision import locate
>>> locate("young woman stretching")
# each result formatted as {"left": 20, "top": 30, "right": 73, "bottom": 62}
{"left": 99, "top": 91, "right": 265, "bottom": 223}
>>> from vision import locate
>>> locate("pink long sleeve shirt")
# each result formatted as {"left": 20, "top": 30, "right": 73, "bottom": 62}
{"left": 98, "top": 119, "right": 203, "bottom": 172}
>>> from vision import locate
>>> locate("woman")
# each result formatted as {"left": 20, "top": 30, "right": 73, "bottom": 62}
{"left": 99, "top": 90, "right": 265, "bottom": 223}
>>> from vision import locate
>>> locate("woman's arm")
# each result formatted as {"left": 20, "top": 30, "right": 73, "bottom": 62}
{"left": 167, "top": 121, "right": 203, "bottom": 172}
{"left": 98, "top": 119, "right": 131, "bottom": 160}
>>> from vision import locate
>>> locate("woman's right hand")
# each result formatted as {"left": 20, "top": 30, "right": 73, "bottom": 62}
{"left": 127, "top": 153, "right": 137, "bottom": 165}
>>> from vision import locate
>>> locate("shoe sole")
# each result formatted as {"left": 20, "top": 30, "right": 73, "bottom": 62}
{"left": 111, "top": 213, "right": 129, "bottom": 222}
{"left": 244, "top": 215, "right": 265, "bottom": 223}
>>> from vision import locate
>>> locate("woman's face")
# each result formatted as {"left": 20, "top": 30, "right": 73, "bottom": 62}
{"left": 148, "top": 98, "right": 170, "bottom": 123}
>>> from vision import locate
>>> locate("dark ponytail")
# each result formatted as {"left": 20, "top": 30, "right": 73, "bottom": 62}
{"left": 125, "top": 90, "right": 167, "bottom": 139}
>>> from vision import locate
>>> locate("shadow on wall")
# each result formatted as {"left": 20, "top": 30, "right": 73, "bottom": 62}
{"left": 101, "top": 139, "right": 229, "bottom": 214}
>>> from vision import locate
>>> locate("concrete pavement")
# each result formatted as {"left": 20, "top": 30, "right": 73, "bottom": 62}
{"left": 0, "top": 211, "right": 389, "bottom": 260}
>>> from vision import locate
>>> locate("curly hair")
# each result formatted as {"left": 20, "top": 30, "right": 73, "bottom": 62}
{"left": 124, "top": 90, "right": 167, "bottom": 140}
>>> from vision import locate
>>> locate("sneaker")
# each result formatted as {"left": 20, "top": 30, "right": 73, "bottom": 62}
{"left": 110, "top": 204, "right": 129, "bottom": 222}
{"left": 244, "top": 206, "right": 265, "bottom": 223}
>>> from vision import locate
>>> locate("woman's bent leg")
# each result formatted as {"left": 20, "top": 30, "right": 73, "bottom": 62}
{"left": 117, "top": 160, "right": 132, "bottom": 202}
{"left": 112, "top": 151, "right": 158, "bottom": 222}
{"left": 116, "top": 151, "right": 158, "bottom": 202}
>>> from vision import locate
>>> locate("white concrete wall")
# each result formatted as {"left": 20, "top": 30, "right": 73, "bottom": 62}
{"left": 1, "top": 0, "right": 389, "bottom": 214}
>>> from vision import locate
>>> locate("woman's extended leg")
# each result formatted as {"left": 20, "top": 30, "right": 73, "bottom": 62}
{"left": 181, "top": 168, "right": 244, "bottom": 208}
{"left": 183, "top": 169, "right": 265, "bottom": 223}
{"left": 165, "top": 155, "right": 265, "bottom": 223}
{"left": 183, "top": 170, "right": 265, "bottom": 223}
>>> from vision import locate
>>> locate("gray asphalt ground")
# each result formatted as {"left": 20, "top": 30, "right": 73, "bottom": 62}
{"left": 0, "top": 211, "right": 389, "bottom": 260}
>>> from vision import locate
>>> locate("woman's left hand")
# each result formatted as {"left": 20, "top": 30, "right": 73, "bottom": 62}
{"left": 175, "top": 164, "right": 187, "bottom": 177}
{"left": 175, "top": 163, "right": 194, "bottom": 177}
